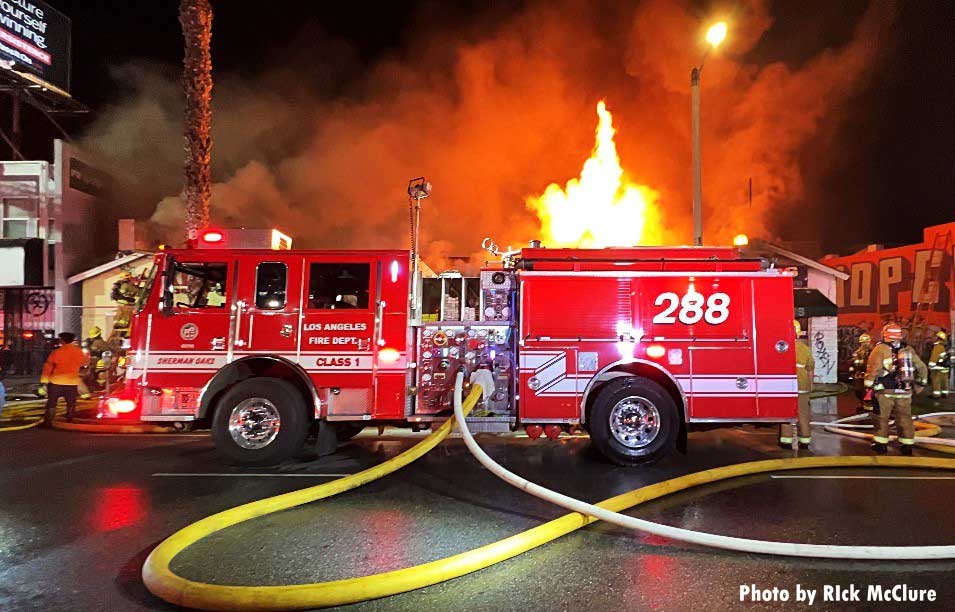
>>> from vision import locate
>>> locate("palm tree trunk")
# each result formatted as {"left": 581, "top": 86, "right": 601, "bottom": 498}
{"left": 179, "top": 0, "right": 213, "bottom": 242}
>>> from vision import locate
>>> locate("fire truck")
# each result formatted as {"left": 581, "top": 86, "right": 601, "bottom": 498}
{"left": 103, "top": 229, "right": 797, "bottom": 466}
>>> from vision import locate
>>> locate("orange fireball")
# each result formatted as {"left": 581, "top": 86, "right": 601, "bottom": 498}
{"left": 526, "top": 101, "right": 662, "bottom": 248}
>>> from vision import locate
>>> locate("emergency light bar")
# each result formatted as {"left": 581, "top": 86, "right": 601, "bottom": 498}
{"left": 196, "top": 229, "right": 293, "bottom": 250}
{"left": 200, "top": 230, "right": 224, "bottom": 244}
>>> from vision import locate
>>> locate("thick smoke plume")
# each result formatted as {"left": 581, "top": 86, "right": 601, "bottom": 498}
{"left": 81, "top": 0, "right": 892, "bottom": 268}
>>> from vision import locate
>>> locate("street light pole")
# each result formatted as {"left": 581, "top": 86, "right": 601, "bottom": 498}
{"left": 690, "top": 21, "right": 727, "bottom": 247}
{"left": 691, "top": 66, "right": 702, "bottom": 246}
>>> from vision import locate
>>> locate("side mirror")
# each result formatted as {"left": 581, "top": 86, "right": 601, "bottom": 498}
{"left": 161, "top": 289, "right": 174, "bottom": 315}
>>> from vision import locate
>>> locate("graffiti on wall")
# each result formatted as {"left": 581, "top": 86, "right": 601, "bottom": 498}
{"left": 837, "top": 325, "right": 862, "bottom": 366}
{"left": 813, "top": 329, "right": 835, "bottom": 378}
{"left": 808, "top": 317, "right": 838, "bottom": 383}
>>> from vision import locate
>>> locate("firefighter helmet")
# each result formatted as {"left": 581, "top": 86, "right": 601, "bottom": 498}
{"left": 937, "top": 330, "right": 948, "bottom": 342}
{"left": 881, "top": 323, "right": 903, "bottom": 343}
{"left": 793, "top": 320, "right": 803, "bottom": 337}
{"left": 88, "top": 326, "right": 102, "bottom": 337}
{"left": 858, "top": 333, "right": 871, "bottom": 345}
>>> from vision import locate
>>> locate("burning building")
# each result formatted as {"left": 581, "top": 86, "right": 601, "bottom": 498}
{"left": 526, "top": 101, "right": 662, "bottom": 248}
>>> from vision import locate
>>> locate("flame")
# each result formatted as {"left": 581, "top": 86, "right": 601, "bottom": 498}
{"left": 526, "top": 101, "right": 662, "bottom": 248}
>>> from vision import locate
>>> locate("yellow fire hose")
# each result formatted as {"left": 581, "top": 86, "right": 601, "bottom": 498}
{"left": 0, "top": 401, "right": 48, "bottom": 431}
{"left": 143, "top": 384, "right": 955, "bottom": 612}
{"left": 0, "top": 401, "right": 174, "bottom": 433}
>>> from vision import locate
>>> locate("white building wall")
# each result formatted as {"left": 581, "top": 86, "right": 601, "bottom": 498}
{"left": 806, "top": 267, "right": 837, "bottom": 304}
{"left": 1, "top": 141, "right": 114, "bottom": 335}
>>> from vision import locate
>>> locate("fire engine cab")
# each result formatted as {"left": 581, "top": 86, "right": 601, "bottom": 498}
{"left": 105, "top": 231, "right": 797, "bottom": 466}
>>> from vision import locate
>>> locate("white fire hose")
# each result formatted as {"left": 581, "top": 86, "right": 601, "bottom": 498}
{"left": 816, "top": 412, "right": 955, "bottom": 447}
{"left": 454, "top": 371, "right": 955, "bottom": 560}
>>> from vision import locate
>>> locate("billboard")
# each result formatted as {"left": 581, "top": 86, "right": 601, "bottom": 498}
{"left": 0, "top": 0, "right": 71, "bottom": 94}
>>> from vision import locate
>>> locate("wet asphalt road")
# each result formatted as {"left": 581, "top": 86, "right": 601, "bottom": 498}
{"left": 2, "top": 396, "right": 954, "bottom": 612}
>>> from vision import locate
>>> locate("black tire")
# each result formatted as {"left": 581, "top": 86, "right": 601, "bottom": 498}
{"left": 588, "top": 376, "right": 678, "bottom": 466}
{"left": 211, "top": 377, "right": 309, "bottom": 466}
{"left": 335, "top": 423, "right": 365, "bottom": 441}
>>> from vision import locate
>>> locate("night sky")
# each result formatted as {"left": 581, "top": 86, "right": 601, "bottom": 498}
{"left": 7, "top": 0, "right": 953, "bottom": 254}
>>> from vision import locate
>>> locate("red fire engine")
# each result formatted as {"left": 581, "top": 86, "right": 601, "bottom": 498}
{"left": 103, "top": 230, "right": 797, "bottom": 466}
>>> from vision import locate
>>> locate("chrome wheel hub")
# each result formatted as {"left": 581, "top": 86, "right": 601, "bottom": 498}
{"left": 609, "top": 395, "right": 660, "bottom": 449}
{"left": 228, "top": 397, "right": 281, "bottom": 450}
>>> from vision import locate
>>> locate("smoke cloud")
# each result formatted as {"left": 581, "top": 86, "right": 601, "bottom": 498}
{"left": 80, "top": 0, "right": 893, "bottom": 267}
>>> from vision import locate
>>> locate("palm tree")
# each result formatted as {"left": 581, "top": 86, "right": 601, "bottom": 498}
{"left": 179, "top": 0, "right": 213, "bottom": 242}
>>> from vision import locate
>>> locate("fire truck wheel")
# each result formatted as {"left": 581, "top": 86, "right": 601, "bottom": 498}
{"left": 211, "top": 378, "right": 309, "bottom": 466}
{"left": 589, "top": 377, "right": 677, "bottom": 466}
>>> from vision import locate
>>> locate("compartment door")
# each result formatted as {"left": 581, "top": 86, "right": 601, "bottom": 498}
{"left": 519, "top": 343, "right": 579, "bottom": 420}
{"left": 299, "top": 258, "right": 377, "bottom": 417}
{"left": 688, "top": 345, "right": 757, "bottom": 419}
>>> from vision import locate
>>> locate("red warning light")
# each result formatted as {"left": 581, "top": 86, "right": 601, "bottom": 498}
{"left": 201, "top": 230, "right": 224, "bottom": 244}
{"left": 22, "top": 331, "right": 35, "bottom": 340}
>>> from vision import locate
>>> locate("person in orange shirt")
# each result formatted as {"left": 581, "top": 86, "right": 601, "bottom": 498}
{"left": 40, "top": 332, "right": 87, "bottom": 426}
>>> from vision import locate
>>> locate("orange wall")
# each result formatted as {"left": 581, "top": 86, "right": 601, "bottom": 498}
{"left": 821, "top": 223, "right": 954, "bottom": 360}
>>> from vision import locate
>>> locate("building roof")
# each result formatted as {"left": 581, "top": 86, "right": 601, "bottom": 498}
{"left": 67, "top": 251, "right": 153, "bottom": 285}
{"left": 749, "top": 239, "right": 849, "bottom": 280}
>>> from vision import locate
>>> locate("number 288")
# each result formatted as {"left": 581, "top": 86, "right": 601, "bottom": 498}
{"left": 652, "top": 292, "right": 730, "bottom": 325}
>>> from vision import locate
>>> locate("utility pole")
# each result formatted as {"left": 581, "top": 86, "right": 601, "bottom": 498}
{"left": 179, "top": 0, "right": 213, "bottom": 244}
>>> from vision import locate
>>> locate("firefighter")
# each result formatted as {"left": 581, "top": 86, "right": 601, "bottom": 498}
{"left": 848, "top": 332, "right": 872, "bottom": 410}
{"left": 205, "top": 282, "right": 227, "bottom": 307}
{"left": 780, "top": 320, "right": 814, "bottom": 450}
{"left": 864, "top": 323, "right": 928, "bottom": 455}
{"left": 40, "top": 332, "right": 86, "bottom": 426}
{"left": 928, "top": 330, "right": 950, "bottom": 400}
{"left": 110, "top": 270, "right": 139, "bottom": 305}
{"left": 86, "top": 326, "right": 108, "bottom": 358}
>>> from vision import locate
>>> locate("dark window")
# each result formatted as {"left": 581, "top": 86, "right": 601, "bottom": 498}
{"left": 308, "top": 263, "right": 370, "bottom": 309}
{"left": 255, "top": 262, "right": 287, "bottom": 310}
{"left": 169, "top": 262, "right": 228, "bottom": 309}
{"left": 421, "top": 277, "right": 441, "bottom": 321}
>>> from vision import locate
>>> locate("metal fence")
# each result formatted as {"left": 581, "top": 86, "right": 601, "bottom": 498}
{"left": 58, "top": 305, "right": 118, "bottom": 342}
{"left": 0, "top": 288, "right": 57, "bottom": 378}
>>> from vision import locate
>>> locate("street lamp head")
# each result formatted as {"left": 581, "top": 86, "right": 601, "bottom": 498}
{"left": 706, "top": 21, "right": 727, "bottom": 48}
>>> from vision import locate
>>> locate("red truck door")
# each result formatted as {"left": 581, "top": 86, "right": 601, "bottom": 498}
{"left": 299, "top": 256, "right": 378, "bottom": 418}
{"left": 233, "top": 256, "right": 302, "bottom": 359}
{"left": 752, "top": 276, "right": 798, "bottom": 418}
{"left": 146, "top": 254, "right": 234, "bottom": 386}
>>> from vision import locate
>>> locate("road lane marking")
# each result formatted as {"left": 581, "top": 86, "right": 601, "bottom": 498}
{"left": 152, "top": 472, "right": 352, "bottom": 477}
{"left": 770, "top": 475, "right": 955, "bottom": 480}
